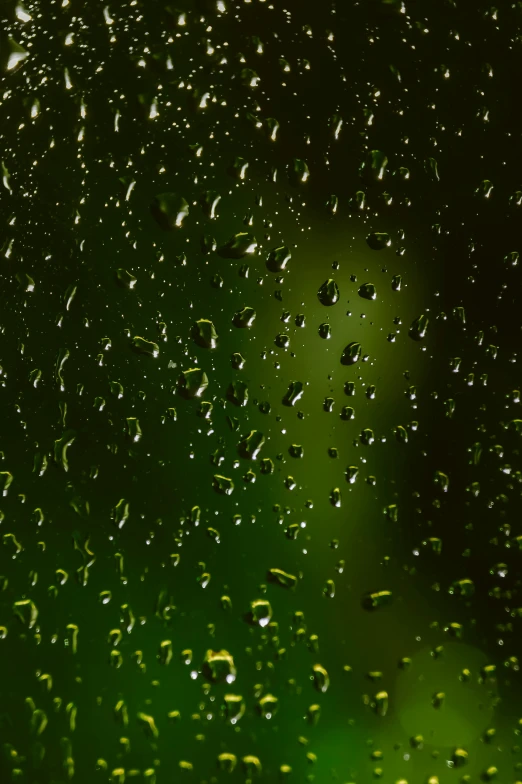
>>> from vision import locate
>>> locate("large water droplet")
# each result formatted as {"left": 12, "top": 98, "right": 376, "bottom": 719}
{"left": 204, "top": 650, "right": 237, "bottom": 683}
{"left": 358, "top": 282, "right": 377, "bottom": 300}
{"left": 178, "top": 368, "right": 209, "bottom": 398}
{"left": 317, "top": 279, "right": 340, "bottom": 306}
{"left": 192, "top": 319, "right": 218, "bottom": 348}
{"left": 266, "top": 246, "right": 291, "bottom": 272}
{"left": 217, "top": 232, "right": 258, "bottom": 259}
{"left": 366, "top": 232, "right": 391, "bottom": 250}
{"left": 238, "top": 430, "right": 265, "bottom": 459}
{"left": 409, "top": 314, "right": 429, "bottom": 341}
{"left": 233, "top": 306, "right": 256, "bottom": 328}
{"left": 150, "top": 192, "right": 189, "bottom": 229}
{"left": 341, "top": 342, "right": 362, "bottom": 365}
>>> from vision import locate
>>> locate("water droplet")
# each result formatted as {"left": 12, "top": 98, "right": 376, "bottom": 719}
{"left": 2, "top": 37, "right": 29, "bottom": 72}
{"left": 330, "top": 488, "right": 342, "bottom": 507}
{"left": 213, "top": 475, "right": 234, "bottom": 495}
{"left": 131, "top": 336, "right": 160, "bottom": 357}
{"left": 258, "top": 693, "right": 279, "bottom": 717}
{"left": 233, "top": 306, "right": 256, "bottom": 328}
{"left": 362, "top": 590, "right": 393, "bottom": 610}
{"left": 267, "top": 246, "right": 291, "bottom": 272}
{"left": 275, "top": 333, "right": 290, "bottom": 348}
{"left": 268, "top": 568, "right": 297, "bottom": 588}
{"left": 409, "top": 314, "right": 429, "bottom": 341}
{"left": 361, "top": 428, "right": 374, "bottom": 446}
{"left": 392, "top": 274, "right": 402, "bottom": 291}
{"left": 260, "top": 458, "right": 274, "bottom": 475}
{"left": 218, "top": 232, "right": 258, "bottom": 259}
{"left": 395, "top": 425, "right": 408, "bottom": 443}
{"left": 374, "top": 691, "right": 389, "bottom": 716}
{"left": 283, "top": 380, "right": 304, "bottom": 406}
{"left": 425, "top": 157, "right": 440, "bottom": 181}
{"left": 13, "top": 598, "right": 38, "bottom": 627}
{"left": 358, "top": 282, "right": 377, "bottom": 300}
{"left": 116, "top": 268, "right": 137, "bottom": 289}
{"left": 223, "top": 694, "right": 244, "bottom": 723}
{"left": 218, "top": 753, "right": 238, "bottom": 772}
{"left": 250, "top": 599, "right": 273, "bottom": 627}
{"left": 360, "top": 150, "right": 388, "bottom": 183}
{"left": 238, "top": 430, "right": 265, "bottom": 459}
{"left": 290, "top": 158, "right": 310, "bottom": 183}
{"left": 178, "top": 368, "right": 209, "bottom": 399}
{"left": 449, "top": 578, "right": 475, "bottom": 597}
{"left": 317, "top": 279, "right": 340, "bottom": 306}
{"left": 231, "top": 352, "right": 245, "bottom": 369}
{"left": 341, "top": 342, "right": 362, "bottom": 365}
{"left": 150, "top": 193, "right": 189, "bottom": 230}
{"left": 199, "top": 190, "right": 221, "bottom": 219}
{"left": 312, "top": 664, "right": 330, "bottom": 693}
{"left": 126, "top": 418, "right": 142, "bottom": 443}
{"left": 366, "top": 232, "right": 391, "bottom": 251}
{"left": 137, "top": 712, "right": 159, "bottom": 738}
{"left": 112, "top": 499, "right": 130, "bottom": 529}
{"left": 228, "top": 380, "right": 249, "bottom": 407}
{"left": 192, "top": 319, "right": 218, "bottom": 349}
{"left": 204, "top": 649, "right": 237, "bottom": 683}
{"left": 452, "top": 749, "right": 469, "bottom": 767}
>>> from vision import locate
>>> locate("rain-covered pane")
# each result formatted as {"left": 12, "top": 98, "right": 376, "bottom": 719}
{"left": 0, "top": 0, "right": 521, "bottom": 782}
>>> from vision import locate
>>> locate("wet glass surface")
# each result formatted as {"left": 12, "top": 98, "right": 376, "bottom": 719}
{"left": 1, "top": 1, "right": 522, "bottom": 782}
